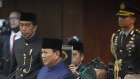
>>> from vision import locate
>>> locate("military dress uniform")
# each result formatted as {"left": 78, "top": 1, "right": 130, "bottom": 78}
{"left": 110, "top": 1, "right": 140, "bottom": 79}
{"left": 112, "top": 28, "right": 140, "bottom": 78}
{"left": 10, "top": 33, "right": 42, "bottom": 79}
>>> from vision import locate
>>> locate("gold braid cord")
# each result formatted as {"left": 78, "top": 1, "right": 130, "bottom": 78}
{"left": 111, "top": 33, "right": 122, "bottom": 79}
{"left": 23, "top": 54, "right": 33, "bottom": 74}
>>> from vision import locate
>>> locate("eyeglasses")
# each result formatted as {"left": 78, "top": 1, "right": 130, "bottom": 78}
{"left": 9, "top": 17, "right": 20, "bottom": 20}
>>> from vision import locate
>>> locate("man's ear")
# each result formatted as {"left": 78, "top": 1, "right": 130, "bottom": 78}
{"left": 132, "top": 17, "right": 136, "bottom": 24}
{"left": 55, "top": 51, "right": 60, "bottom": 59}
{"left": 33, "top": 25, "right": 38, "bottom": 32}
{"left": 81, "top": 54, "right": 84, "bottom": 61}
{"left": 134, "top": 17, "right": 136, "bottom": 23}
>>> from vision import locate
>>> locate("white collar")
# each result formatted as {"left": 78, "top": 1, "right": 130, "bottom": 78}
{"left": 11, "top": 31, "right": 21, "bottom": 36}
{"left": 120, "top": 26, "right": 134, "bottom": 36}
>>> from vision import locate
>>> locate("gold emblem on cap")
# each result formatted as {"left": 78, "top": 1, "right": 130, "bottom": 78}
{"left": 120, "top": 2, "right": 125, "bottom": 9}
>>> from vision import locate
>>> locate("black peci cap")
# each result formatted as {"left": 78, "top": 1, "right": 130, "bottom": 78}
{"left": 42, "top": 38, "right": 62, "bottom": 50}
{"left": 20, "top": 13, "right": 37, "bottom": 24}
{"left": 68, "top": 41, "right": 84, "bottom": 53}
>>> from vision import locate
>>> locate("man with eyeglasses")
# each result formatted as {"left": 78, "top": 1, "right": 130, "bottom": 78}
{"left": 0, "top": 9, "right": 22, "bottom": 78}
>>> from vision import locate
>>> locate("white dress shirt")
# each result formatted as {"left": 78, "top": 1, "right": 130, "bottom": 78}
{"left": 10, "top": 31, "right": 21, "bottom": 52}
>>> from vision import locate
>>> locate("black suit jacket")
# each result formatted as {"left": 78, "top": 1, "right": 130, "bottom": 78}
{"left": 0, "top": 34, "right": 10, "bottom": 76}
{"left": 10, "top": 33, "right": 43, "bottom": 79}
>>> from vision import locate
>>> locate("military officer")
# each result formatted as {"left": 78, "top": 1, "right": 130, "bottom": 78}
{"left": 68, "top": 36, "right": 96, "bottom": 79}
{"left": 111, "top": 1, "right": 140, "bottom": 79}
{"left": 9, "top": 13, "right": 42, "bottom": 79}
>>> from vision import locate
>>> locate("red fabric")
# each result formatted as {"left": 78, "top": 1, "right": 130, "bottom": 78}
{"left": 10, "top": 35, "right": 16, "bottom": 60}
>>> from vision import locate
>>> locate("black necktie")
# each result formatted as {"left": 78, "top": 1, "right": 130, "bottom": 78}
{"left": 120, "top": 33, "right": 126, "bottom": 46}
{"left": 121, "top": 34, "right": 126, "bottom": 46}
{"left": 123, "top": 34, "right": 126, "bottom": 41}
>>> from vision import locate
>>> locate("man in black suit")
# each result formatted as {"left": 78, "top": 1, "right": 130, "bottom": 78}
{"left": 10, "top": 13, "right": 42, "bottom": 79}
{"left": 0, "top": 9, "right": 22, "bottom": 78}
{"left": 111, "top": 1, "right": 140, "bottom": 79}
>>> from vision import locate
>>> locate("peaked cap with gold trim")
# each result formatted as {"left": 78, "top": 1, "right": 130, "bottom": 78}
{"left": 117, "top": 1, "right": 140, "bottom": 16}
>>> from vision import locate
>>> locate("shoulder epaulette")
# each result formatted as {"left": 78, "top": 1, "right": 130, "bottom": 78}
{"left": 117, "top": 29, "right": 121, "bottom": 32}
{"left": 115, "top": 29, "right": 121, "bottom": 34}
{"left": 135, "top": 28, "right": 140, "bottom": 35}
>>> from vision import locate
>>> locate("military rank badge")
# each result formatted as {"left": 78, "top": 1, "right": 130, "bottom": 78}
{"left": 128, "top": 54, "right": 131, "bottom": 57}
{"left": 29, "top": 49, "right": 33, "bottom": 55}
{"left": 126, "top": 43, "right": 130, "bottom": 47}
{"left": 126, "top": 43, "right": 135, "bottom": 48}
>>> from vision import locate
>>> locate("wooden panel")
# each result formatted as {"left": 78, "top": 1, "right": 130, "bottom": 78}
{"left": 16, "top": 0, "right": 62, "bottom": 39}
{"left": 84, "top": 0, "right": 119, "bottom": 65}
{"left": 63, "top": 0, "right": 83, "bottom": 44}
{"left": 0, "top": 0, "right": 15, "bottom": 18}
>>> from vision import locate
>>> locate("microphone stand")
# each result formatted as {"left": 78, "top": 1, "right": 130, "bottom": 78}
{"left": 5, "top": 66, "right": 26, "bottom": 79}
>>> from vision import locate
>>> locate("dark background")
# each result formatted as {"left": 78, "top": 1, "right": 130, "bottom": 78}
{"left": 1, "top": 0, "right": 140, "bottom": 66}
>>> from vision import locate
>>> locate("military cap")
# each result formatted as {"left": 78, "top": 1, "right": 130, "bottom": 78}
{"left": 117, "top": 1, "right": 140, "bottom": 16}
{"left": 42, "top": 38, "right": 62, "bottom": 50}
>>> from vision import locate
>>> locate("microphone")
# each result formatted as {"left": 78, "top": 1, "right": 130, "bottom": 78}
{"left": 5, "top": 65, "right": 26, "bottom": 79}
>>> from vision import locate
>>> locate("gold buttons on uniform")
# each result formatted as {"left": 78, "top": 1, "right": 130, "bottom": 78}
{"left": 129, "top": 41, "right": 134, "bottom": 44}
{"left": 21, "top": 74, "right": 23, "bottom": 77}
{"left": 131, "top": 38, "right": 134, "bottom": 40}
{"left": 25, "top": 43, "right": 28, "bottom": 46}
{"left": 23, "top": 69, "right": 26, "bottom": 73}
{"left": 120, "top": 50, "right": 122, "bottom": 53}
{"left": 118, "top": 29, "right": 120, "bottom": 32}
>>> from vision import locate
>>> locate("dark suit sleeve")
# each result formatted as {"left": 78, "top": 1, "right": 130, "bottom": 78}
{"left": 134, "top": 35, "right": 140, "bottom": 73}
{"left": 136, "top": 36, "right": 140, "bottom": 62}
{"left": 9, "top": 42, "right": 17, "bottom": 76}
